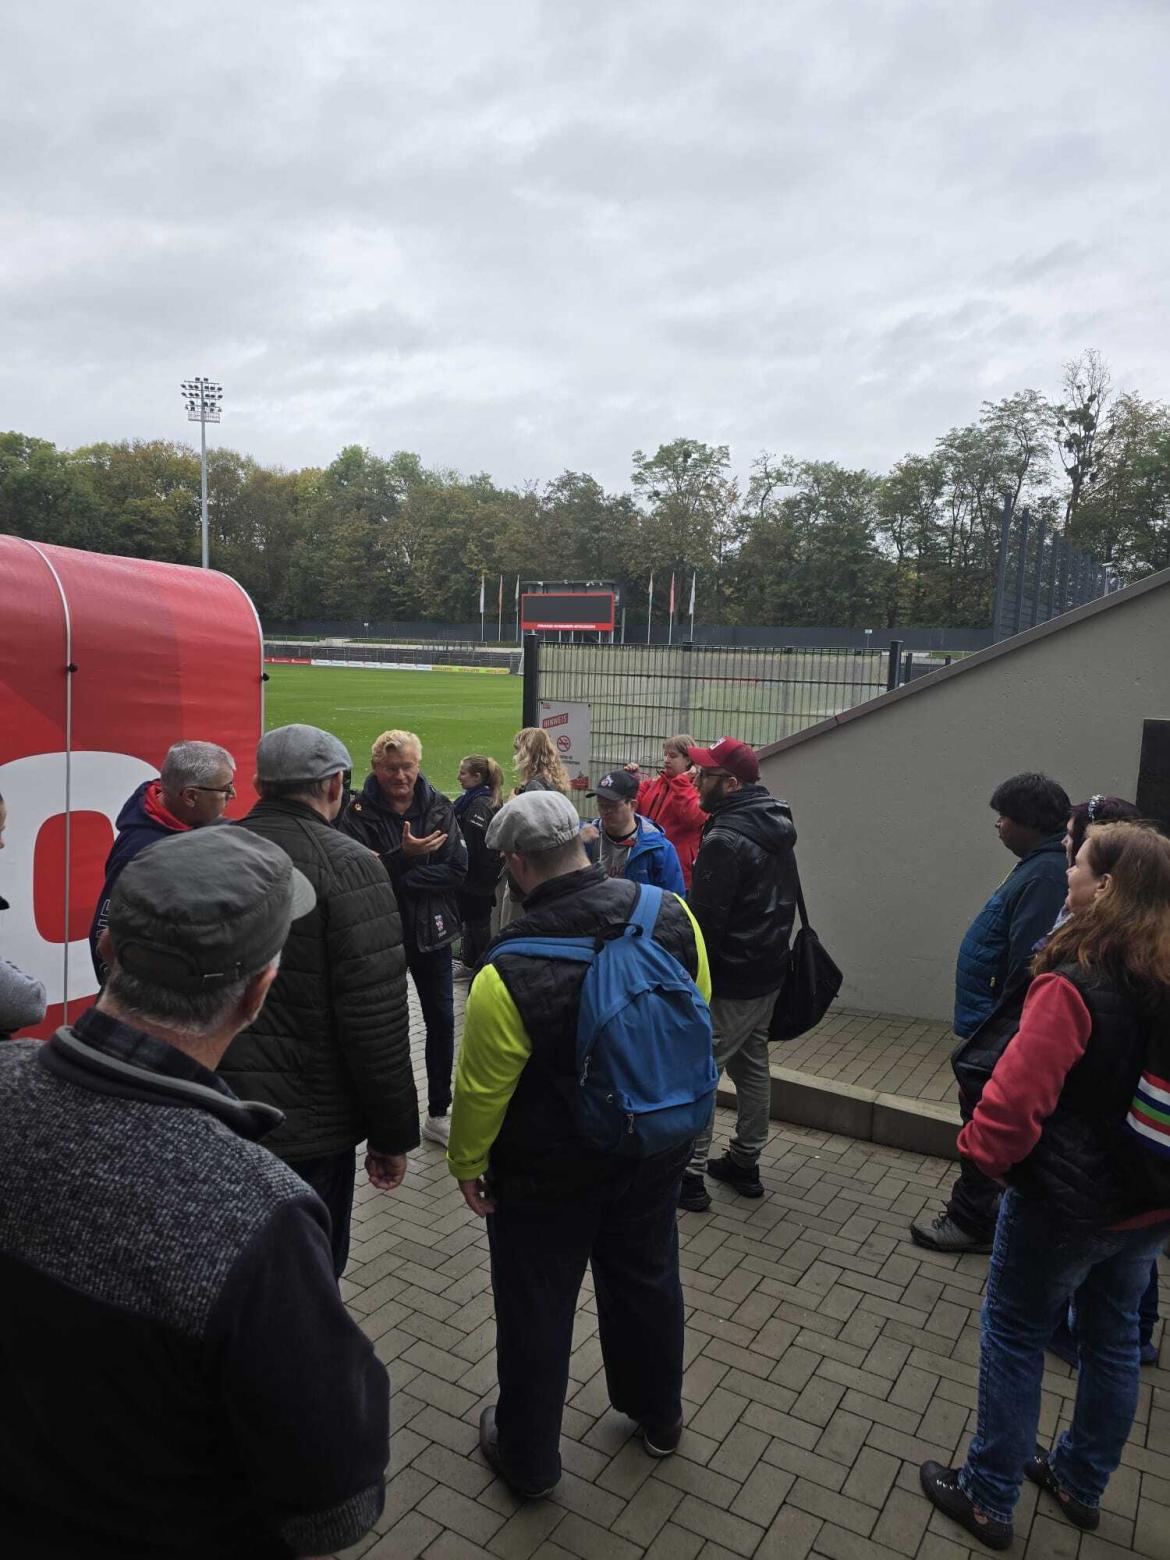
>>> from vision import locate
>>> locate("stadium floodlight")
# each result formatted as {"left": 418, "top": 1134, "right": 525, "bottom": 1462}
{"left": 180, "top": 376, "right": 223, "bottom": 569}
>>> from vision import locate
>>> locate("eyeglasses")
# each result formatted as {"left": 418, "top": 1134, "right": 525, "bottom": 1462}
{"left": 190, "top": 784, "right": 236, "bottom": 798}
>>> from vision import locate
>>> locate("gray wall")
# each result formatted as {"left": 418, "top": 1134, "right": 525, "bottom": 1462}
{"left": 758, "top": 570, "right": 1170, "bottom": 1023}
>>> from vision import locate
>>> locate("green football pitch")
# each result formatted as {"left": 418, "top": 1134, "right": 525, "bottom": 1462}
{"left": 264, "top": 665, "right": 522, "bottom": 797}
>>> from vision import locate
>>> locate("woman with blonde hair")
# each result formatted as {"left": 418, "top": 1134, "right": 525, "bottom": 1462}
{"left": 511, "top": 727, "right": 570, "bottom": 796}
{"left": 454, "top": 754, "right": 504, "bottom": 971}
{"left": 624, "top": 734, "right": 706, "bottom": 888}
{"left": 921, "top": 822, "right": 1170, "bottom": 1549}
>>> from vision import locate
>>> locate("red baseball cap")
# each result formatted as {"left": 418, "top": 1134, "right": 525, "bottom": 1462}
{"left": 686, "top": 737, "right": 759, "bottom": 784}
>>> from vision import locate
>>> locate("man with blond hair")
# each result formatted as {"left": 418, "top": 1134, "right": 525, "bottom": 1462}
{"left": 342, "top": 730, "right": 467, "bottom": 1147}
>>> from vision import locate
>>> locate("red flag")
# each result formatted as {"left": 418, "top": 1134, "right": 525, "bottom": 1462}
{"left": 668, "top": 572, "right": 676, "bottom": 616}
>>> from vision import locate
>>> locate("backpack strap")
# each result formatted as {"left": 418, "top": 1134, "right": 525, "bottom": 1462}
{"left": 484, "top": 935, "right": 595, "bottom": 967}
{"left": 626, "top": 882, "right": 664, "bottom": 939}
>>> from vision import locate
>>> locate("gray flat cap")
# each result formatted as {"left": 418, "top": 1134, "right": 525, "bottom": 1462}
{"left": 256, "top": 724, "right": 352, "bottom": 784}
{"left": 487, "top": 791, "right": 581, "bottom": 854}
{"left": 109, "top": 827, "right": 316, "bottom": 992}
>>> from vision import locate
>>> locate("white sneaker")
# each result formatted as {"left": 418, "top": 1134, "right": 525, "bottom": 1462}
{"left": 422, "top": 1114, "right": 450, "bottom": 1147}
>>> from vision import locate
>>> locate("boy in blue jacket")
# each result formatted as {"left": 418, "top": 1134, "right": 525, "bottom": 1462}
{"left": 911, "top": 771, "right": 1070, "bottom": 1254}
{"left": 585, "top": 771, "right": 686, "bottom": 894}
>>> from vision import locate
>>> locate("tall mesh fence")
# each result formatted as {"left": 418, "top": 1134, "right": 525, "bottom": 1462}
{"left": 537, "top": 642, "right": 890, "bottom": 784}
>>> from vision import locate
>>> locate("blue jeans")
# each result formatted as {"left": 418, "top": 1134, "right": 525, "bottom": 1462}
{"left": 405, "top": 942, "right": 454, "bottom": 1117}
{"left": 960, "top": 1189, "right": 1170, "bottom": 1523}
{"left": 486, "top": 1145, "right": 688, "bottom": 1491}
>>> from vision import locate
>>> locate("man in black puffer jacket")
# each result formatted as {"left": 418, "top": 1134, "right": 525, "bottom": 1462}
{"left": 220, "top": 725, "right": 418, "bottom": 1277}
{"left": 682, "top": 737, "right": 797, "bottom": 1210}
{"left": 340, "top": 729, "right": 468, "bottom": 1151}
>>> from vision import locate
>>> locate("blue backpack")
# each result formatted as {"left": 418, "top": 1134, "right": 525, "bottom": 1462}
{"left": 485, "top": 883, "right": 717, "bottom": 1157}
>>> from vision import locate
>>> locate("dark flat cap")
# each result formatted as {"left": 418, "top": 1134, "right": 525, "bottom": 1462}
{"left": 108, "top": 827, "right": 316, "bottom": 993}
{"left": 256, "top": 724, "right": 352, "bottom": 784}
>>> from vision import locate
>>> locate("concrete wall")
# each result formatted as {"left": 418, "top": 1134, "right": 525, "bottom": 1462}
{"left": 757, "top": 569, "right": 1170, "bottom": 1023}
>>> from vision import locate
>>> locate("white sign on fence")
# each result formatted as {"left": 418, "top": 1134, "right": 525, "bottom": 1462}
{"left": 539, "top": 699, "right": 591, "bottom": 792}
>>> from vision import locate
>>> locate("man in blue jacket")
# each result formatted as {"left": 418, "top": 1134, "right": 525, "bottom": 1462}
{"left": 586, "top": 770, "right": 685, "bottom": 893}
{"left": 911, "top": 771, "right": 1070, "bottom": 1254}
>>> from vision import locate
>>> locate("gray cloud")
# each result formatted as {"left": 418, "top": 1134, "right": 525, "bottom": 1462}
{"left": 1, "top": 0, "right": 1168, "bottom": 492}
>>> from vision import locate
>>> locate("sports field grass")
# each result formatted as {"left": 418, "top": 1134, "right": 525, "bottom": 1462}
{"left": 264, "top": 665, "right": 521, "bottom": 797}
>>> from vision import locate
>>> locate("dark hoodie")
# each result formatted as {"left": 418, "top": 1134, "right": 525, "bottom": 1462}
{"left": 88, "top": 781, "right": 191, "bottom": 983}
{"left": 688, "top": 783, "right": 798, "bottom": 999}
{"left": 339, "top": 773, "right": 467, "bottom": 952}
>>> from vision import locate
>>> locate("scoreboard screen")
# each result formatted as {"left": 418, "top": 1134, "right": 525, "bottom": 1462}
{"left": 520, "top": 591, "right": 615, "bottom": 631}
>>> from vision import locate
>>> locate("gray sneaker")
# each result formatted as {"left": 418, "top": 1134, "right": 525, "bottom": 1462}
{"left": 910, "top": 1209, "right": 993, "bottom": 1254}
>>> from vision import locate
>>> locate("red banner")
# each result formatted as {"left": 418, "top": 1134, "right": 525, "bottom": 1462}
{"left": 0, "top": 538, "right": 263, "bottom": 1037}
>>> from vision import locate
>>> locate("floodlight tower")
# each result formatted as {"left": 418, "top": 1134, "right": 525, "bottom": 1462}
{"left": 180, "top": 376, "right": 223, "bottom": 569}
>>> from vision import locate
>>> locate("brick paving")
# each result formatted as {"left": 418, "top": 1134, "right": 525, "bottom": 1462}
{"left": 331, "top": 983, "right": 1169, "bottom": 1560}
{"left": 776, "top": 1007, "right": 957, "bottom": 1106}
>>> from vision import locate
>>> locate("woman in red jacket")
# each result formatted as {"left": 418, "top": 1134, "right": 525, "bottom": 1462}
{"left": 920, "top": 823, "right": 1170, "bottom": 1550}
{"left": 625, "top": 734, "right": 706, "bottom": 889}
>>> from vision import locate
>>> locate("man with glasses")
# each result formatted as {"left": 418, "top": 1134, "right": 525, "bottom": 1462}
{"left": 89, "top": 740, "right": 236, "bottom": 982}
{"left": 681, "top": 737, "right": 798, "bottom": 1212}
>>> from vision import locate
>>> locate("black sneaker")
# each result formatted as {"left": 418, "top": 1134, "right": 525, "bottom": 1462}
{"left": 678, "top": 1172, "right": 711, "bottom": 1212}
{"left": 478, "top": 1406, "right": 558, "bottom": 1500}
{"left": 919, "top": 1462, "right": 1012, "bottom": 1551}
{"left": 706, "top": 1153, "right": 764, "bottom": 1198}
{"left": 909, "top": 1209, "right": 993, "bottom": 1254}
{"left": 1025, "top": 1445, "right": 1100, "bottom": 1531}
{"left": 641, "top": 1418, "right": 683, "bottom": 1457}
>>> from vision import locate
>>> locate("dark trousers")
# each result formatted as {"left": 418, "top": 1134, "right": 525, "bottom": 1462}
{"left": 291, "top": 1148, "right": 356, "bottom": 1280}
{"left": 405, "top": 942, "right": 455, "bottom": 1118}
{"left": 947, "top": 1088, "right": 1002, "bottom": 1240}
{"left": 458, "top": 892, "right": 495, "bottom": 969}
{"left": 487, "top": 1147, "right": 688, "bottom": 1491}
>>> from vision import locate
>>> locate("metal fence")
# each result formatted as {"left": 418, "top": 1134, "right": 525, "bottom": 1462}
{"left": 528, "top": 639, "right": 910, "bottom": 781}
{"left": 991, "top": 502, "right": 1116, "bottom": 641}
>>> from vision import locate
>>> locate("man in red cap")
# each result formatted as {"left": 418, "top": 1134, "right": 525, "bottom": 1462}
{"left": 680, "top": 737, "right": 797, "bottom": 1211}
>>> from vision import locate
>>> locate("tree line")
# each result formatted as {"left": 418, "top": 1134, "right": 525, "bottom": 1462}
{"left": 2, "top": 350, "right": 1168, "bottom": 630}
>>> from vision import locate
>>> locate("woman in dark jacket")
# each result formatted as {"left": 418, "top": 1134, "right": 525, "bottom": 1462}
{"left": 921, "top": 823, "right": 1170, "bottom": 1550}
{"left": 454, "top": 754, "right": 503, "bottom": 972}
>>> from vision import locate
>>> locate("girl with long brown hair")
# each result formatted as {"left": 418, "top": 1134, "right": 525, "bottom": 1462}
{"left": 921, "top": 823, "right": 1170, "bottom": 1547}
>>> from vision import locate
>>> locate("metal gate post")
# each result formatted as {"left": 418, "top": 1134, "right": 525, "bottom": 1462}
{"left": 886, "top": 639, "right": 903, "bottom": 691}
{"left": 522, "top": 632, "right": 540, "bottom": 728}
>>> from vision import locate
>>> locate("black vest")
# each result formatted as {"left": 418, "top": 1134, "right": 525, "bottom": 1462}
{"left": 980, "top": 964, "right": 1169, "bottom": 1231}
{"left": 486, "top": 866, "right": 700, "bottom": 1201}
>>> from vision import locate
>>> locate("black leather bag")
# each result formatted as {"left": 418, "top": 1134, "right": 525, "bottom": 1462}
{"left": 769, "top": 870, "right": 843, "bottom": 1042}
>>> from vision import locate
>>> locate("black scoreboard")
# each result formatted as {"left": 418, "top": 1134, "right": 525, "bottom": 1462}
{"left": 520, "top": 591, "right": 616, "bottom": 632}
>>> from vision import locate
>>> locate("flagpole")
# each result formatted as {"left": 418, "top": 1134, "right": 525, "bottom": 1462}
{"left": 497, "top": 573, "right": 503, "bottom": 642}
{"left": 479, "top": 573, "right": 485, "bottom": 642}
{"left": 646, "top": 572, "right": 654, "bottom": 645}
{"left": 668, "top": 572, "right": 675, "bottom": 646}
{"left": 689, "top": 571, "right": 696, "bottom": 641}
{"left": 514, "top": 574, "right": 520, "bottom": 642}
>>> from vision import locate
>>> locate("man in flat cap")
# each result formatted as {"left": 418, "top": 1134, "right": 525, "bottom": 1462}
{"left": 0, "top": 827, "right": 391, "bottom": 1558}
{"left": 448, "top": 791, "right": 712, "bottom": 1499}
{"left": 220, "top": 723, "right": 417, "bottom": 1277}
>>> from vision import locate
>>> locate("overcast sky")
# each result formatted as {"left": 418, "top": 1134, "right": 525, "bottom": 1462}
{"left": 2, "top": 0, "right": 1168, "bottom": 491}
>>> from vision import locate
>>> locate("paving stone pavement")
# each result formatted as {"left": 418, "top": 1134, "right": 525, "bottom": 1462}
{"left": 330, "top": 981, "right": 1170, "bottom": 1560}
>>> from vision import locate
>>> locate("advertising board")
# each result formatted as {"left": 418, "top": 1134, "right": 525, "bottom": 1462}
{"left": 0, "top": 537, "right": 264, "bottom": 1037}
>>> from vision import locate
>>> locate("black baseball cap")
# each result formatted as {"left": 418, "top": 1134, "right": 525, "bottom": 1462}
{"left": 108, "top": 827, "right": 316, "bottom": 993}
{"left": 586, "top": 770, "right": 639, "bottom": 802}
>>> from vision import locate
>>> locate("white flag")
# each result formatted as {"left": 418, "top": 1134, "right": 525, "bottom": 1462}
{"left": 647, "top": 571, "right": 654, "bottom": 610}
{"left": 688, "top": 572, "right": 696, "bottom": 615}
{"left": 479, "top": 573, "right": 485, "bottom": 613}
